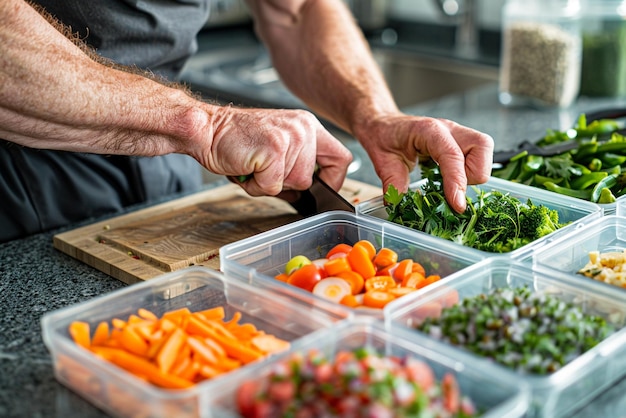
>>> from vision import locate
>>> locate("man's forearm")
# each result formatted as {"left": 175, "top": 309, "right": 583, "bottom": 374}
{"left": 0, "top": 0, "right": 213, "bottom": 156}
{"left": 246, "top": 0, "right": 399, "bottom": 136}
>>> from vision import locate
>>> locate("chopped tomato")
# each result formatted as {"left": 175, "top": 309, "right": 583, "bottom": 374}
{"left": 364, "top": 275, "right": 396, "bottom": 292}
{"left": 287, "top": 264, "right": 322, "bottom": 292}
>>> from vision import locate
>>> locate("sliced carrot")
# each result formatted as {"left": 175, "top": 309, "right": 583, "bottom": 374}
{"left": 363, "top": 290, "right": 396, "bottom": 308}
{"left": 187, "top": 336, "right": 219, "bottom": 365}
{"left": 161, "top": 307, "right": 191, "bottom": 325}
{"left": 388, "top": 287, "right": 417, "bottom": 298}
{"left": 347, "top": 245, "right": 376, "bottom": 279}
{"left": 364, "top": 275, "right": 397, "bottom": 292}
{"left": 337, "top": 270, "right": 365, "bottom": 294}
{"left": 393, "top": 259, "right": 414, "bottom": 282}
{"left": 411, "top": 262, "right": 427, "bottom": 277}
{"left": 111, "top": 318, "right": 127, "bottom": 330}
{"left": 377, "top": 261, "right": 398, "bottom": 277}
{"left": 339, "top": 294, "right": 360, "bottom": 307}
{"left": 196, "top": 306, "right": 225, "bottom": 321}
{"left": 156, "top": 327, "right": 186, "bottom": 373}
{"left": 250, "top": 334, "right": 290, "bottom": 354}
{"left": 402, "top": 272, "right": 426, "bottom": 288}
{"left": 69, "top": 321, "right": 91, "bottom": 349}
{"left": 70, "top": 306, "right": 289, "bottom": 390}
{"left": 416, "top": 274, "right": 441, "bottom": 289}
{"left": 323, "top": 256, "right": 352, "bottom": 276}
{"left": 120, "top": 326, "right": 149, "bottom": 357}
{"left": 353, "top": 240, "right": 377, "bottom": 260}
{"left": 91, "top": 321, "right": 110, "bottom": 346}
{"left": 373, "top": 247, "right": 398, "bottom": 268}
{"left": 274, "top": 273, "right": 289, "bottom": 282}
{"left": 137, "top": 308, "right": 158, "bottom": 321}
{"left": 325, "top": 243, "right": 353, "bottom": 259}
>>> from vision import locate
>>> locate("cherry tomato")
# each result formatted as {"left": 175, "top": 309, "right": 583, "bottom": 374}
{"left": 287, "top": 264, "right": 322, "bottom": 292}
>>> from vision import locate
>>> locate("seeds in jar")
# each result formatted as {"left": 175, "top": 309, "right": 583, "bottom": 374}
{"left": 500, "top": 21, "right": 580, "bottom": 107}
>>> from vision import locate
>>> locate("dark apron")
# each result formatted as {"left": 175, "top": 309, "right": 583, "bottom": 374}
{"left": 0, "top": 0, "right": 210, "bottom": 242}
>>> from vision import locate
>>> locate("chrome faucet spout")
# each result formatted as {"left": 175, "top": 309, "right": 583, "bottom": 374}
{"left": 431, "top": 0, "right": 479, "bottom": 59}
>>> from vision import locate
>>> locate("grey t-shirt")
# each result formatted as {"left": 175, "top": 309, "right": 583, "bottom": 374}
{"left": 0, "top": 1, "right": 211, "bottom": 242}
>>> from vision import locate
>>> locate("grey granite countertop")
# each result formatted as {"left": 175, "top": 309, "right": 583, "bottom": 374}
{"left": 3, "top": 81, "right": 626, "bottom": 417}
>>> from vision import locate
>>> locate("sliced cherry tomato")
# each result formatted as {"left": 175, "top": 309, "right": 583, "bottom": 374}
{"left": 287, "top": 264, "right": 322, "bottom": 292}
{"left": 325, "top": 243, "right": 353, "bottom": 259}
{"left": 411, "top": 261, "right": 426, "bottom": 277}
{"left": 364, "top": 275, "right": 396, "bottom": 292}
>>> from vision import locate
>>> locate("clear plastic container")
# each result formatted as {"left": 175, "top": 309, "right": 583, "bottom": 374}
{"left": 499, "top": 0, "right": 582, "bottom": 108}
{"left": 220, "top": 211, "right": 485, "bottom": 318}
{"left": 41, "top": 267, "right": 351, "bottom": 418}
{"left": 580, "top": 0, "right": 626, "bottom": 97}
{"left": 386, "top": 258, "right": 626, "bottom": 418}
{"left": 526, "top": 215, "right": 626, "bottom": 292}
{"left": 206, "top": 319, "right": 530, "bottom": 418}
{"left": 355, "top": 176, "right": 603, "bottom": 260}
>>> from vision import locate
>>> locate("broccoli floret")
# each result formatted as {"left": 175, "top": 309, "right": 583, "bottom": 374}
{"left": 474, "top": 191, "right": 521, "bottom": 244}
{"left": 519, "top": 203, "right": 562, "bottom": 240}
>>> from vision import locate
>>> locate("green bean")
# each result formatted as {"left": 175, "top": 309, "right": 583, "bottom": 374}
{"left": 570, "top": 172, "right": 608, "bottom": 190}
{"left": 591, "top": 173, "right": 619, "bottom": 203}
{"left": 544, "top": 182, "right": 593, "bottom": 200}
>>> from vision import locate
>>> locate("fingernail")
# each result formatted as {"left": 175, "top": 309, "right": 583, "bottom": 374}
{"left": 454, "top": 188, "right": 466, "bottom": 211}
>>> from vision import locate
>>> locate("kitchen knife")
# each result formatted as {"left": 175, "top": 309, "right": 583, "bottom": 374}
{"left": 288, "top": 173, "right": 355, "bottom": 216}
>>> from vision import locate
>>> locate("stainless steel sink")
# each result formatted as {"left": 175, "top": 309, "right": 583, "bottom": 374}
{"left": 181, "top": 45, "right": 498, "bottom": 110}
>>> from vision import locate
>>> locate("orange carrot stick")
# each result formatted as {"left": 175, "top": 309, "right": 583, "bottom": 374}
{"left": 69, "top": 321, "right": 91, "bottom": 349}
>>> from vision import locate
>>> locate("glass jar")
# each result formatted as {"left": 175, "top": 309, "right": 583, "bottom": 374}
{"left": 498, "top": 0, "right": 582, "bottom": 108}
{"left": 579, "top": 0, "right": 626, "bottom": 97}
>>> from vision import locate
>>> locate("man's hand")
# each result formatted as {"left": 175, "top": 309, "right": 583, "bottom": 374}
{"left": 192, "top": 105, "right": 353, "bottom": 195}
{"left": 356, "top": 113, "right": 494, "bottom": 213}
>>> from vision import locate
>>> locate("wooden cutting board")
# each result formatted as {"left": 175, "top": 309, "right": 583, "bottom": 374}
{"left": 53, "top": 178, "right": 382, "bottom": 284}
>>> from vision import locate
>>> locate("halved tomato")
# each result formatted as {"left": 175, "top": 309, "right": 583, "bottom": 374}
{"left": 286, "top": 264, "right": 322, "bottom": 292}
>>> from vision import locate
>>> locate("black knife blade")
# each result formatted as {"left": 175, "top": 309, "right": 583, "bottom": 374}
{"left": 288, "top": 173, "right": 355, "bottom": 216}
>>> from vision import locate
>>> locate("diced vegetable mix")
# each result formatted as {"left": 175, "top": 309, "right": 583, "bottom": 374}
{"left": 275, "top": 240, "right": 442, "bottom": 309}
{"left": 414, "top": 286, "right": 615, "bottom": 375}
{"left": 492, "top": 113, "right": 626, "bottom": 204}
{"left": 236, "top": 347, "right": 479, "bottom": 418}
{"left": 68, "top": 307, "right": 290, "bottom": 389}
{"left": 578, "top": 249, "right": 626, "bottom": 288}
{"left": 384, "top": 165, "right": 568, "bottom": 253}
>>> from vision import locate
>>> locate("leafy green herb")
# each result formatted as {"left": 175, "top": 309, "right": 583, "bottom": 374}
{"left": 384, "top": 167, "right": 567, "bottom": 253}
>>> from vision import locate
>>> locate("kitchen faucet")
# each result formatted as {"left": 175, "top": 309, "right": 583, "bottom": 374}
{"left": 432, "top": 0, "right": 479, "bottom": 59}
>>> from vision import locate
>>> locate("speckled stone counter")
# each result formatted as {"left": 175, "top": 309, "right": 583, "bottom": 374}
{"left": 3, "top": 83, "right": 626, "bottom": 417}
